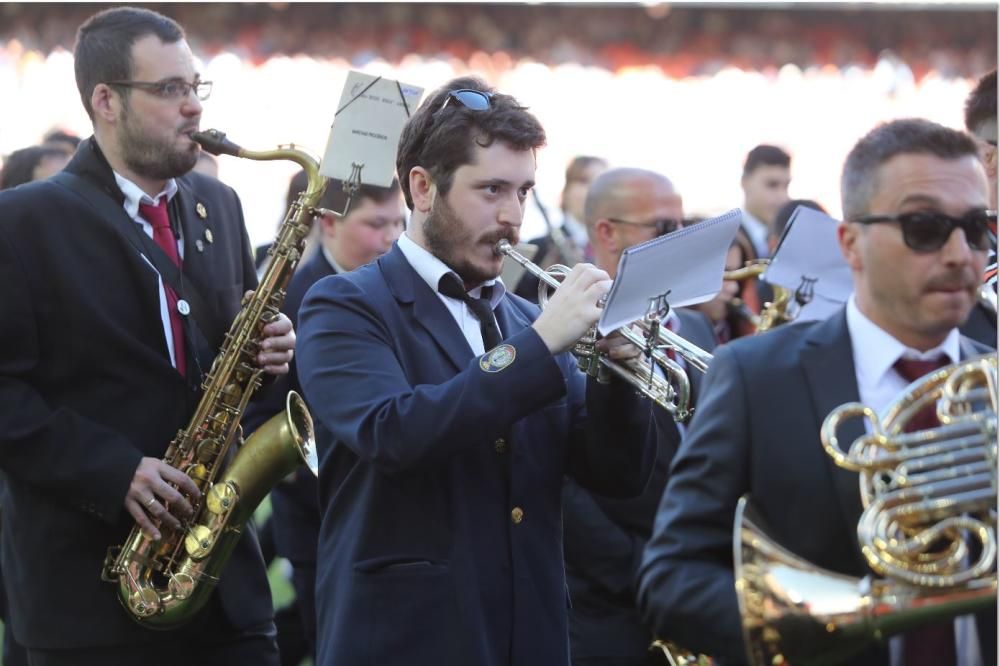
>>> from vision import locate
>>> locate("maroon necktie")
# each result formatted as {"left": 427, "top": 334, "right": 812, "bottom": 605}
{"left": 894, "top": 354, "right": 957, "bottom": 666}
{"left": 138, "top": 199, "right": 187, "bottom": 377}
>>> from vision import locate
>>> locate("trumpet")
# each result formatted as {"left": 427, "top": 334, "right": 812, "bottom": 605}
{"left": 496, "top": 240, "right": 712, "bottom": 420}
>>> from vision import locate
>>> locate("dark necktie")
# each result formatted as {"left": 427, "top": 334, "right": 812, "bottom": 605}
{"left": 894, "top": 354, "right": 957, "bottom": 666}
{"left": 138, "top": 198, "right": 187, "bottom": 377}
{"left": 438, "top": 272, "right": 503, "bottom": 351}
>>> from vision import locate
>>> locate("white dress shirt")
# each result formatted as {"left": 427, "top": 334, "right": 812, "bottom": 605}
{"left": 739, "top": 208, "right": 770, "bottom": 258}
{"left": 114, "top": 173, "right": 184, "bottom": 371}
{"left": 845, "top": 295, "right": 980, "bottom": 666}
{"left": 397, "top": 232, "right": 505, "bottom": 356}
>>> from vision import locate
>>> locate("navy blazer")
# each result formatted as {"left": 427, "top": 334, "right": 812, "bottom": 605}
{"left": 637, "top": 311, "right": 995, "bottom": 665}
{"left": 562, "top": 308, "right": 718, "bottom": 661}
{"left": 0, "top": 138, "right": 271, "bottom": 648}
{"left": 296, "top": 243, "right": 655, "bottom": 666}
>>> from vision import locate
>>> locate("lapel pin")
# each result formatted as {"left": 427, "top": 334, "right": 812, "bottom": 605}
{"left": 177, "top": 299, "right": 191, "bottom": 316}
{"left": 204, "top": 228, "right": 214, "bottom": 244}
{"left": 196, "top": 202, "right": 208, "bottom": 219}
{"left": 195, "top": 239, "right": 205, "bottom": 253}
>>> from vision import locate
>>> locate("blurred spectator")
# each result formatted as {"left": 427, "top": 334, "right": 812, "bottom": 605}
{"left": 517, "top": 155, "right": 608, "bottom": 301}
{"left": 964, "top": 69, "right": 997, "bottom": 210}
{"left": 0, "top": 145, "right": 70, "bottom": 190}
{"left": 739, "top": 144, "right": 791, "bottom": 259}
{"left": 41, "top": 129, "right": 82, "bottom": 157}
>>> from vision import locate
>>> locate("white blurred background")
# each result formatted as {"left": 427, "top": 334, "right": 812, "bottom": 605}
{"left": 1, "top": 2, "right": 995, "bottom": 246}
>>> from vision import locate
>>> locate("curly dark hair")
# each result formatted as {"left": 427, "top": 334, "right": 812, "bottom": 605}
{"left": 395, "top": 76, "right": 546, "bottom": 210}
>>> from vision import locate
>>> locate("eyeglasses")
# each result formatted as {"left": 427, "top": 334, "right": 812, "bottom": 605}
{"left": 853, "top": 209, "right": 996, "bottom": 252}
{"left": 438, "top": 89, "right": 493, "bottom": 113}
{"left": 607, "top": 217, "right": 680, "bottom": 237}
{"left": 107, "top": 78, "right": 213, "bottom": 101}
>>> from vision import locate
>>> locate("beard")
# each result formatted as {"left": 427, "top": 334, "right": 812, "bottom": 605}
{"left": 118, "top": 104, "right": 199, "bottom": 181}
{"left": 423, "top": 192, "right": 518, "bottom": 286}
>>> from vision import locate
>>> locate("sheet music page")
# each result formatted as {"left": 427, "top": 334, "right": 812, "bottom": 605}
{"left": 320, "top": 72, "right": 424, "bottom": 186}
{"left": 764, "top": 206, "right": 853, "bottom": 321}
{"left": 598, "top": 209, "right": 742, "bottom": 335}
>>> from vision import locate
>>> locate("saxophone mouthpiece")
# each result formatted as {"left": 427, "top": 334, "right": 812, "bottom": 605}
{"left": 192, "top": 129, "right": 242, "bottom": 158}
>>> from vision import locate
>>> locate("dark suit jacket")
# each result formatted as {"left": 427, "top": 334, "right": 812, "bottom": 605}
{"left": 296, "top": 243, "right": 656, "bottom": 666}
{"left": 562, "top": 308, "right": 717, "bottom": 661}
{"left": 636, "top": 311, "right": 996, "bottom": 665}
{"left": 0, "top": 138, "right": 272, "bottom": 648}
{"left": 960, "top": 301, "right": 996, "bottom": 349}
{"left": 245, "top": 249, "right": 337, "bottom": 566}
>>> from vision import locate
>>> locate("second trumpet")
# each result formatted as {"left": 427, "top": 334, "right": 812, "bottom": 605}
{"left": 496, "top": 240, "right": 712, "bottom": 420}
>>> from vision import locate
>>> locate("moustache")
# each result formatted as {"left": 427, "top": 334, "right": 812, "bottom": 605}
{"left": 482, "top": 229, "right": 519, "bottom": 250}
{"left": 925, "top": 270, "right": 979, "bottom": 292}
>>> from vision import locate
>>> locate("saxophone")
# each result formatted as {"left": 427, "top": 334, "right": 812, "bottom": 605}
{"left": 102, "top": 129, "right": 323, "bottom": 629}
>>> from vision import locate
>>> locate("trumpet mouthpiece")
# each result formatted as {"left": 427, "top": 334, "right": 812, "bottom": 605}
{"left": 495, "top": 239, "right": 512, "bottom": 256}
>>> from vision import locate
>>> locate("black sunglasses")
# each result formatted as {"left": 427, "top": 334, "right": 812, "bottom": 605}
{"left": 853, "top": 209, "right": 996, "bottom": 252}
{"left": 438, "top": 89, "right": 493, "bottom": 113}
{"left": 607, "top": 217, "right": 680, "bottom": 237}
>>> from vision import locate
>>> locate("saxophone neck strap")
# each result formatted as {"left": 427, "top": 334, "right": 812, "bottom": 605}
{"left": 51, "top": 171, "right": 227, "bottom": 365}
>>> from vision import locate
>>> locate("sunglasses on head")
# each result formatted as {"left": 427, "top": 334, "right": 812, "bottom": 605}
{"left": 438, "top": 89, "right": 493, "bottom": 113}
{"left": 853, "top": 209, "right": 997, "bottom": 252}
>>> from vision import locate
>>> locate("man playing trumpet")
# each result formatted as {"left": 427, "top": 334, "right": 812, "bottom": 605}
{"left": 296, "top": 77, "right": 658, "bottom": 666}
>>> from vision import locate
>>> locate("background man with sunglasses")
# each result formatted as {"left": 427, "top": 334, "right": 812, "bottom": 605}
{"left": 296, "top": 77, "right": 657, "bottom": 666}
{"left": 561, "top": 167, "right": 716, "bottom": 666}
{"left": 0, "top": 7, "right": 292, "bottom": 665}
{"left": 638, "top": 118, "right": 995, "bottom": 666}
{"left": 960, "top": 68, "right": 997, "bottom": 347}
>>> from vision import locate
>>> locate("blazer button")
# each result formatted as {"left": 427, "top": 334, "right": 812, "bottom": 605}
{"left": 494, "top": 438, "right": 507, "bottom": 453}
{"left": 510, "top": 506, "right": 524, "bottom": 524}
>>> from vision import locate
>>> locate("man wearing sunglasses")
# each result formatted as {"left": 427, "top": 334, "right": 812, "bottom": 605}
{"left": 296, "top": 77, "right": 658, "bottom": 666}
{"left": 639, "top": 118, "right": 995, "bottom": 666}
{"left": 562, "top": 167, "right": 716, "bottom": 666}
{"left": 0, "top": 7, "right": 291, "bottom": 666}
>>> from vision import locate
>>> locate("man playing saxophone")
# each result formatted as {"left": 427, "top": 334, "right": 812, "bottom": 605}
{"left": 638, "top": 118, "right": 996, "bottom": 666}
{"left": 296, "top": 76, "right": 659, "bottom": 666}
{"left": 0, "top": 7, "right": 292, "bottom": 665}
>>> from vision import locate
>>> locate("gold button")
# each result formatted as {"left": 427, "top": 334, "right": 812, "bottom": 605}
{"left": 494, "top": 438, "right": 506, "bottom": 453}
{"left": 511, "top": 506, "right": 524, "bottom": 524}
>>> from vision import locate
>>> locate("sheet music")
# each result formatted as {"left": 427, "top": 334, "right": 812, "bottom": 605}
{"left": 598, "top": 209, "right": 742, "bottom": 335}
{"left": 320, "top": 72, "right": 424, "bottom": 187}
{"left": 764, "top": 206, "right": 853, "bottom": 322}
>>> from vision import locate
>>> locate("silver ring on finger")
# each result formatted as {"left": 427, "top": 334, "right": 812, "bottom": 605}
{"left": 145, "top": 496, "right": 157, "bottom": 509}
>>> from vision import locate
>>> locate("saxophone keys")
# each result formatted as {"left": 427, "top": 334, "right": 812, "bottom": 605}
{"left": 184, "top": 524, "right": 214, "bottom": 559}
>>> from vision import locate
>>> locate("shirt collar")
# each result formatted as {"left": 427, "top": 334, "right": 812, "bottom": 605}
{"left": 321, "top": 245, "right": 347, "bottom": 275}
{"left": 114, "top": 171, "right": 178, "bottom": 220}
{"left": 846, "top": 294, "right": 960, "bottom": 387}
{"left": 397, "top": 231, "right": 506, "bottom": 307}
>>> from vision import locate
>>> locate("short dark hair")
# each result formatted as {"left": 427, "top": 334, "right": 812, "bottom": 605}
{"left": 42, "top": 129, "right": 82, "bottom": 153}
{"left": 320, "top": 178, "right": 401, "bottom": 215}
{"left": 395, "top": 76, "right": 546, "bottom": 210}
{"left": 841, "top": 118, "right": 979, "bottom": 221}
{"left": 74, "top": 7, "right": 184, "bottom": 121}
{"left": 1, "top": 145, "right": 68, "bottom": 190}
{"left": 964, "top": 70, "right": 997, "bottom": 135}
{"left": 742, "top": 144, "right": 790, "bottom": 177}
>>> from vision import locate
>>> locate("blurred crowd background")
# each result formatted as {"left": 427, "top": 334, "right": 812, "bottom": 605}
{"left": 1, "top": 2, "right": 996, "bottom": 246}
